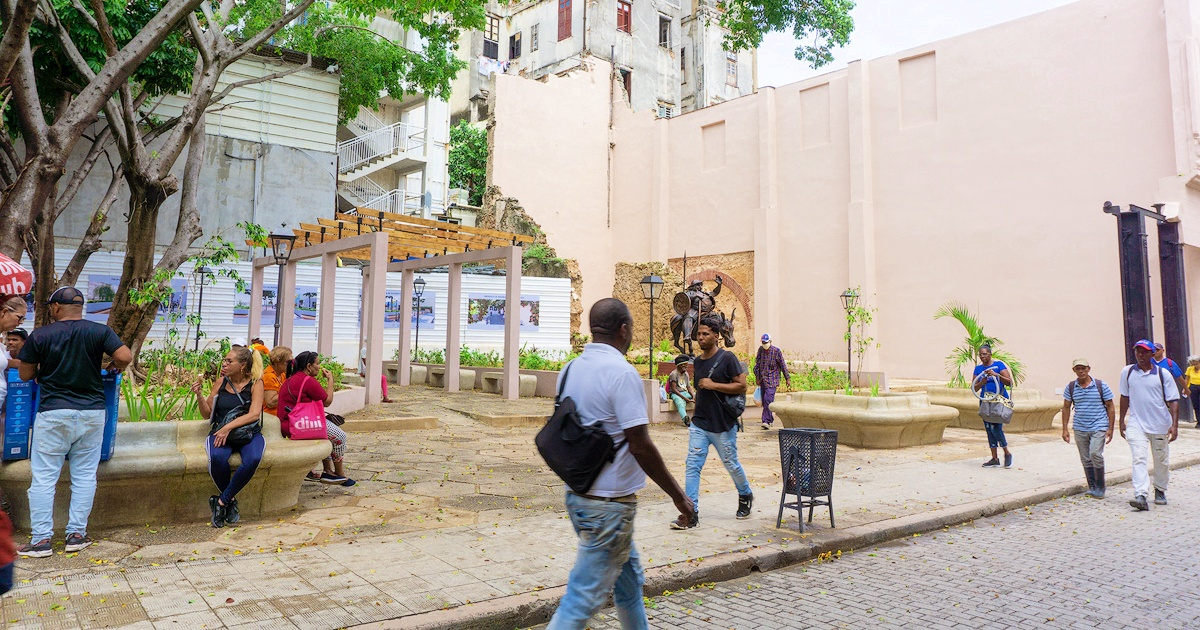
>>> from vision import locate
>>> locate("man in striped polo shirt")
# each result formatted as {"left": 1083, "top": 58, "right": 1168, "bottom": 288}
{"left": 1062, "top": 358, "right": 1115, "bottom": 498}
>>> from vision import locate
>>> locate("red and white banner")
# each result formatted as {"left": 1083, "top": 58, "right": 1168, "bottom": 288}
{"left": 0, "top": 254, "right": 33, "bottom": 296}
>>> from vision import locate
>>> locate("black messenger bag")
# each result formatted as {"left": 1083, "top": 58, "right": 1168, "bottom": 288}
{"left": 535, "top": 363, "right": 625, "bottom": 494}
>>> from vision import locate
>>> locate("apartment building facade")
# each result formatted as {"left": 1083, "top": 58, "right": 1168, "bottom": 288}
{"left": 449, "top": 0, "right": 756, "bottom": 123}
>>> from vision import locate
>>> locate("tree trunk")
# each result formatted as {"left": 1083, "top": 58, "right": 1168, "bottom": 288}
{"left": 0, "top": 151, "right": 63, "bottom": 259}
{"left": 23, "top": 197, "right": 56, "bottom": 326}
{"left": 105, "top": 173, "right": 176, "bottom": 350}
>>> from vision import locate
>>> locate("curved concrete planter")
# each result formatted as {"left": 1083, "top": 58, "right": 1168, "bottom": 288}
{"left": 0, "top": 414, "right": 330, "bottom": 530}
{"left": 772, "top": 392, "right": 958, "bottom": 449}
{"left": 925, "top": 386, "right": 1060, "bottom": 433}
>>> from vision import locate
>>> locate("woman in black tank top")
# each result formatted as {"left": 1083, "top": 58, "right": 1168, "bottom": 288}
{"left": 193, "top": 346, "right": 264, "bottom": 528}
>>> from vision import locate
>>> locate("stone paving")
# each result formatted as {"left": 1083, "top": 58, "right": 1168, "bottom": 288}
{"left": 1, "top": 384, "right": 1199, "bottom": 628}
{"left": 572, "top": 463, "right": 1200, "bottom": 629}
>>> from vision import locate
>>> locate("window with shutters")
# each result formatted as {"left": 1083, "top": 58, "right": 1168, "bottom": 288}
{"left": 484, "top": 15, "right": 500, "bottom": 60}
{"left": 656, "top": 101, "right": 676, "bottom": 118}
{"left": 726, "top": 51, "right": 738, "bottom": 86}
{"left": 617, "top": 0, "right": 631, "bottom": 33}
{"left": 531, "top": 24, "right": 539, "bottom": 51}
{"left": 509, "top": 31, "right": 522, "bottom": 59}
{"left": 558, "top": 0, "right": 572, "bottom": 40}
{"left": 658, "top": 15, "right": 670, "bottom": 48}
{"left": 619, "top": 68, "right": 632, "bottom": 103}
{"left": 680, "top": 47, "right": 686, "bottom": 83}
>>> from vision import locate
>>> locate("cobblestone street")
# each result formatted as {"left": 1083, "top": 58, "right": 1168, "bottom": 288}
{"left": 575, "top": 464, "right": 1200, "bottom": 629}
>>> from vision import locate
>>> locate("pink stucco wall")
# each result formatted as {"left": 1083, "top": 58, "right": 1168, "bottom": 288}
{"left": 491, "top": 0, "right": 1199, "bottom": 395}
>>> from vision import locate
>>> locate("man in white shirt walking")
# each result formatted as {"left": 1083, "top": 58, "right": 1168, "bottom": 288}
{"left": 1119, "top": 339, "right": 1180, "bottom": 511}
{"left": 546, "top": 298, "right": 693, "bottom": 630}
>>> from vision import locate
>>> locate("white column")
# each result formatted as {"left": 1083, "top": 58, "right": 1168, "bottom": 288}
{"left": 278, "top": 263, "right": 297, "bottom": 347}
{"left": 317, "top": 253, "right": 336, "bottom": 356}
{"left": 753, "top": 86, "right": 781, "bottom": 342}
{"left": 502, "top": 246, "right": 521, "bottom": 400}
{"left": 358, "top": 268, "right": 370, "bottom": 375}
{"left": 846, "top": 61, "right": 880, "bottom": 371}
{"left": 398, "top": 269, "right": 414, "bottom": 386}
{"left": 248, "top": 265, "right": 264, "bottom": 341}
{"left": 364, "top": 233, "right": 388, "bottom": 404}
{"left": 445, "top": 262, "right": 462, "bottom": 392}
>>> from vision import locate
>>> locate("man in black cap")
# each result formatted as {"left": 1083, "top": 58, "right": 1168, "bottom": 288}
{"left": 15, "top": 287, "right": 131, "bottom": 558}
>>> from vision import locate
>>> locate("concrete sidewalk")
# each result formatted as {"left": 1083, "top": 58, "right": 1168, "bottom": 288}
{"left": 2, "top": 386, "right": 1198, "bottom": 629}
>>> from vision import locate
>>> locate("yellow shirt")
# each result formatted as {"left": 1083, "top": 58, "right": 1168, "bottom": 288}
{"left": 1186, "top": 365, "right": 1200, "bottom": 387}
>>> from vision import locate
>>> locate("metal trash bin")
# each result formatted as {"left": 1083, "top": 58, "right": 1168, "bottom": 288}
{"left": 776, "top": 428, "right": 837, "bottom": 532}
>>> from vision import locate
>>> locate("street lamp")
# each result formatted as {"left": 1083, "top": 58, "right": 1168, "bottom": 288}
{"left": 412, "top": 276, "right": 426, "bottom": 361}
{"left": 840, "top": 288, "right": 859, "bottom": 390}
{"left": 269, "top": 230, "right": 297, "bottom": 346}
{"left": 641, "top": 275, "right": 664, "bottom": 377}
{"left": 194, "top": 266, "right": 213, "bottom": 350}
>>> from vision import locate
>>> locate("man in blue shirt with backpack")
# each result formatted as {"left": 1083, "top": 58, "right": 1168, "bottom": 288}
{"left": 1061, "top": 358, "right": 1114, "bottom": 498}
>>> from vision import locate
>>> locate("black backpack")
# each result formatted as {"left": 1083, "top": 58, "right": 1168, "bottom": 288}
{"left": 535, "top": 363, "right": 626, "bottom": 494}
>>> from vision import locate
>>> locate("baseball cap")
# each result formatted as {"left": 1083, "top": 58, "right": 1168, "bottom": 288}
{"left": 761, "top": 334, "right": 771, "bottom": 343}
{"left": 1133, "top": 339, "right": 1155, "bottom": 352}
{"left": 46, "top": 286, "right": 85, "bottom": 305}
{"left": 674, "top": 354, "right": 691, "bottom": 365}
{"left": 1154, "top": 342, "right": 1165, "bottom": 351}
{"left": 231, "top": 337, "right": 248, "bottom": 347}
{"left": 1071, "top": 358, "right": 1089, "bottom": 368}
{"left": 8, "top": 328, "right": 26, "bottom": 341}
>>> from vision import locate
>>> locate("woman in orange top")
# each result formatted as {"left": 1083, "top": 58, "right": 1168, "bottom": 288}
{"left": 263, "top": 346, "right": 292, "bottom": 417}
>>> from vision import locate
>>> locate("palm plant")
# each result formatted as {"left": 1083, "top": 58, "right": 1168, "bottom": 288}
{"left": 934, "top": 301, "right": 1025, "bottom": 387}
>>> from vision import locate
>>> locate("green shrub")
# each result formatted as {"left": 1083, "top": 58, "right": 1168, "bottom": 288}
{"left": 318, "top": 354, "right": 348, "bottom": 391}
{"left": 788, "top": 364, "right": 850, "bottom": 392}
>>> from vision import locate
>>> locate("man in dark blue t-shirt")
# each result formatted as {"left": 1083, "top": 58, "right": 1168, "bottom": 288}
{"left": 1154, "top": 343, "right": 1189, "bottom": 422}
{"left": 15, "top": 287, "right": 131, "bottom": 558}
{"left": 670, "top": 316, "right": 752, "bottom": 530}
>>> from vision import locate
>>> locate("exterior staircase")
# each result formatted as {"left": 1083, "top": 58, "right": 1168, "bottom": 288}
{"left": 336, "top": 110, "right": 444, "bottom": 218}
{"left": 337, "top": 121, "right": 427, "bottom": 182}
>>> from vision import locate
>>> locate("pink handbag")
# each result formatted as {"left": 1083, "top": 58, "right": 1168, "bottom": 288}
{"left": 285, "top": 375, "right": 327, "bottom": 440}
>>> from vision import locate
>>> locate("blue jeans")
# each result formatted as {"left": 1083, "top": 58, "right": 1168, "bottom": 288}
{"left": 669, "top": 393, "right": 691, "bottom": 421}
{"left": 547, "top": 492, "right": 647, "bottom": 630}
{"left": 207, "top": 433, "right": 266, "bottom": 504}
{"left": 0, "top": 562, "right": 11, "bottom": 594}
{"left": 27, "top": 409, "right": 106, "bottom": 541}
{"left": 685, "top": 424, "right": 753, "bottom": 512}
{"left": 984, "top": 421, "right": 1008, "bottom": 449}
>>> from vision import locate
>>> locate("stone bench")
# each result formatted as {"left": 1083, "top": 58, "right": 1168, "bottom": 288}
{"left": 410, "top": 365, "right": 428, "bottom": 385}
{"left": 428, "top": 367, "right": 476, "bottom": 390}
{"left": 0, "top": 414, "right": 330, "bottom": 530}
{"left": 480, "top": 372, "right": 538, "bottom": 397}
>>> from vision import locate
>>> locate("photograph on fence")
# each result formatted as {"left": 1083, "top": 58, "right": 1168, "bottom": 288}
{"left": 466, "top": 293, "right": 540, "bottom": 331}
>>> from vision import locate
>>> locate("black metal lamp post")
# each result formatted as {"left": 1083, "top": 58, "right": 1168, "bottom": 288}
{"left": 840, "top": 288, "right": 858, "bottom": 389}
{"left": 412, "top": 276, "right": 426, "bottom": 361}
{"left": 641, "top": 275, "right": 664, "bottom": 376}
{"left": 194, "top": 266, "right": 213, "bottom": 351}
{"left": 268, "top": 231, "right": 296, "bottom": 347}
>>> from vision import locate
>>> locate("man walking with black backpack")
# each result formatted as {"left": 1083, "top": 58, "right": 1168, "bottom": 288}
{"left": 546, "top": 298, "right": 692, "bottom": 630}
{"left": 1061, "top": 359, "right": 1115, "bottom": 498}
{"left": 672, "top": 315, "right": 753, "bottom": 530}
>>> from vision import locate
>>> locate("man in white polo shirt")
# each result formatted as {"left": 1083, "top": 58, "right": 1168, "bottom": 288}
{"left": 1119, "top": 339, "right": 1180, "bottom": 512}
{"left": 546, "top": 298, "right": 693, "bottom": 630}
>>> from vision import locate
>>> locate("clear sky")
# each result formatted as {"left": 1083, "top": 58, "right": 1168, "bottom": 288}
{"left": 756, "top": 0, "right": 1078, "bottom": 87}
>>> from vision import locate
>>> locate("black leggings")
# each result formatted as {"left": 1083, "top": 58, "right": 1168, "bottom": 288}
{"left": 1189, "top": 384, "right": 1200, "bottom": 421}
